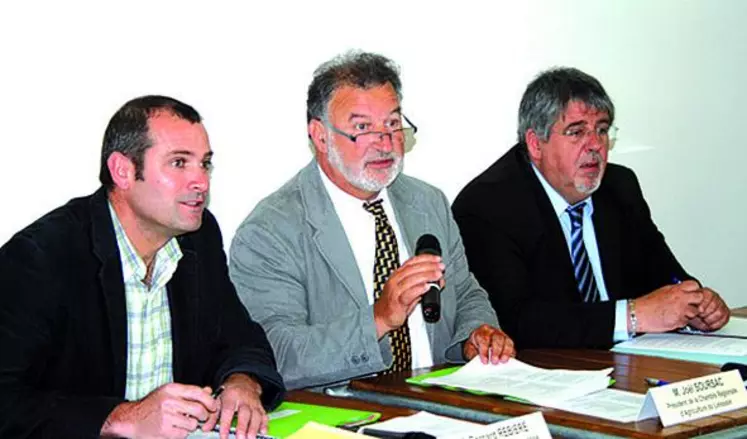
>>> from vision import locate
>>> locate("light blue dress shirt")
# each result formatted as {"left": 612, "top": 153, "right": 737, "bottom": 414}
{"left": 531, "top": 165, "right": 630, "bottom": 342}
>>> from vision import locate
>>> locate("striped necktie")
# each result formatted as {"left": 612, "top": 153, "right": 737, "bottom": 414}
{"left": 567, "top": 203, "right": 600, "bottom": 303}
{"left": 363, "top": 199, "right": 412, "bottom": 374}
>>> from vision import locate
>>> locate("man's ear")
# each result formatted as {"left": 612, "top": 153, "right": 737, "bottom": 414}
{"left": 308, "top": 119, "right": 328, "bottom": 154}
{"left": 106, "top": 152, "right": 135, "bottom": 190}
{"left": 525, "top": 129, "right": 543, "bottom": 163}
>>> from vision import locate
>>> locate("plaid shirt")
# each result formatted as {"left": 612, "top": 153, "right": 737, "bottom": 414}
{"left": 109, "top": 203, "right": 182, "bottom": 401}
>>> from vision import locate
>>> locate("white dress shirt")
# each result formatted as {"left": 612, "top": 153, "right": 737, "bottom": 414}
{"left": 531, "top": 165, "right": 630, "bottom": 342}
{"left": 319, "top": 167, "right": 434, "bottom": 368}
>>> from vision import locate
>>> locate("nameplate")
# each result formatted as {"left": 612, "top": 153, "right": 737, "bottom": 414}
{"left": 644, "top": 369, "right": 747, "bottom": 427}
{"left": 452, "top": 411, "right": 551, "bottom": 439}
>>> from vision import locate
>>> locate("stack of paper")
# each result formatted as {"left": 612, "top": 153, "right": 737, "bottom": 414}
{"left": 612, "top": 333, "right": 747, "bottom": 365}
{"left": 360, "top": 411, "right": 552, "bottom": 439}
{"left": 422, "top": 357, "right": 612, "bottom": 406}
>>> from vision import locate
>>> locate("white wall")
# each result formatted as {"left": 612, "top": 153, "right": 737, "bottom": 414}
{"left": 2, "top": 1, "right": 745, "bottom": 306}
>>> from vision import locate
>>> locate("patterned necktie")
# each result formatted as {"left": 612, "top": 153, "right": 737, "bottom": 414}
{"left": 363, "top": 199, "right": 412, "bottom": 374}
{"left": 567, "top": 203, "right": 600, "bottom": 303}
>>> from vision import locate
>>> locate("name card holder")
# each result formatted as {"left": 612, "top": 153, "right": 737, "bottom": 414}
{"left": 452, "top": 411, "right": 551, "bottom": 439}
{"left": 641, "top": 369, "right": 747, "bottom": 427}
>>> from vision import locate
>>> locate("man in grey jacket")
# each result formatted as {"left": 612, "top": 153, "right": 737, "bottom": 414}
{"left": 229, "top": 51, "right": 514, "bottom": 390}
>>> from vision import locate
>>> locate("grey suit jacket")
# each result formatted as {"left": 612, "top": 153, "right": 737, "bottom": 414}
{"left": 229, "top": 160, "right": 498, "bottom": 390}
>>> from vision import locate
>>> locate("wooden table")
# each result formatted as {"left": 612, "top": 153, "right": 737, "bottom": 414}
{"left": 346, "top": 350, "right": 747, "bottom": 438}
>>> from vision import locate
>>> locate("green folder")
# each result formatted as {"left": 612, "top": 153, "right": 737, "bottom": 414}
{"left": 266, "top": 402, "right": 381, "bottom": 438}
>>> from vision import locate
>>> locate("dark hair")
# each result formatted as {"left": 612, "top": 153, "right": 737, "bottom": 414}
{"left": 518, "top": 67, "right": 614, "bottom": 143}
{"left": 99, "top": 95, "right": 202, "bottom": 189}
{"left": 306, "top": 50, "right": 402, "bottom": 124}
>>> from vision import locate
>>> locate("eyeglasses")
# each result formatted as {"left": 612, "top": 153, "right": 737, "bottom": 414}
{"left": 559, "top": 125, "right": 619, "bottom": 147}
{"left": 324, "top": 114, "right": 418, "bottom": 148}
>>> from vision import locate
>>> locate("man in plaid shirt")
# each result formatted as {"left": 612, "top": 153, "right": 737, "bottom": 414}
{"left": 0, "top": 96, "right": 285, "bottom": 439}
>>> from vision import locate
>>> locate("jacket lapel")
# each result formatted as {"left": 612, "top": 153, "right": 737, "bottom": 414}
{"left": 388, "top": 178, "right": 434, "bottom": 341}
{"left": 300, "top": 162, "right": 368, "bottom": 308}
{"left": 167, "top": 242, "right": 198, "bottom": 382}
{"left": 517, "top": 148, "right": 581, "bottom": 302}
{"left": 592, "top": 190, "right": 622, "bottom": 299}
{"left": 89, "top": 188, "right": 128, "bottom": 396}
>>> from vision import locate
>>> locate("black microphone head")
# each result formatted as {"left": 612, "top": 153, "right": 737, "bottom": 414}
{"left": 415, "top": 234, "right": 441, "bottom": 256}
{"left": 721, "top": 362, "right": 747, "bottom": 381}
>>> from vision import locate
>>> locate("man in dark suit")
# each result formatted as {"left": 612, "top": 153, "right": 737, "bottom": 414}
{"left": 0, "top": 96, "right": 284, "bottom": 439}
{"left": 452, "top": 67, "right": 729, "bottom": 349}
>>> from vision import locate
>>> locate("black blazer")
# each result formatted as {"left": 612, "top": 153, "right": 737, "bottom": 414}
{"left": 0, "top": 188, "right": 285, "bottom": 438}
{"left": 452, "top": 144, "right": 694, "bottom": 349}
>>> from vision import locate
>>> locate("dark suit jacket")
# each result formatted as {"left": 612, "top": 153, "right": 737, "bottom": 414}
{"left": 0, "top": 187, "right": 285, "bottom": 438}
{"left": 452, "top": 144, "right": 694, "bottom": 349}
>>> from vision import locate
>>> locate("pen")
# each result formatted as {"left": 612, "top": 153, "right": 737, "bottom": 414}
{"left": 211, "top": 385, "right": 225, "bottom": 399}
{"left": 360, "top": 429, "right": 436, "bottom": 439}
{"left": 645, "top": 377, "right": 670, "bottom": 387}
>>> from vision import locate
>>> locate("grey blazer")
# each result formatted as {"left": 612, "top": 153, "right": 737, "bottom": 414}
{"left": 229, "top": 160, "right": 498, "bottom": 390}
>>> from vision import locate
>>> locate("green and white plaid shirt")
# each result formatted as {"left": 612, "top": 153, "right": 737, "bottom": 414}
{"left": 109, "top": 203, "right": 182, "bottom": 401}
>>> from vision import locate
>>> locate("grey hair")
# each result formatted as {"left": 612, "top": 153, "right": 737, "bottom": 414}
{"left": 517, "top": 67, "right": 614, "bottom": 143}
{"left": 306, "top": 50, "right": 402, "bottom": 124}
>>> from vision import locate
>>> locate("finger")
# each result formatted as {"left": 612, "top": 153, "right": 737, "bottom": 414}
{"left": 710, "top": 312, "right": 730, "bottom": 330}
{"left": 167, "top": 412, "right": 199, "bottom": 433}
{"left": 235, "top": 404, "right": 252, "bottom": 439}
{"left": 463, "top": 341, "right": 478, "bottom": 360}
{"left": 497, "top": 333, "right": 515, "bottom": 362}
{"left": 679, "top": 280, "right": 700, "bottom": 291}
{"left": 684, "top": 303, "right": 700, "bottom": 320}
{"left": 246, "top": 406, "right": 263, "bottom": 439}
{"left": 399, "top": 279, "right": 441, "bottom": 306}
{"left": 703, "top": 303, "right": 728, "bottom": 326}
{"left": 688, "top": 316, "right": 709, "bottom": 331}
{"left": 259, "top": 412, "right": 269, "bottom": 435}
{"left": 168, "top": 384, "right": 218, "bottom": 413}
{"left": 473, "top": 333, "right": 490, "bottom": 364}
{"left": 202, "top": 397, "right": 221, "bottom": 432}
{"left": 682, "top": 291, "right": 704, "bottom": 306}
{"left": 699, "top": 293, "right": 718, "bottom": 316}
{"left": 401, "top": 254, "right": 442, "bottom": 267}
{"left": 489, "top": 332, "right": 506, "bottom": 365}
{"left": 218, "top": 402, "right": 236, "bottom": 439}
{"left": 164, "top": 398, "right": 210, "bottom": 422}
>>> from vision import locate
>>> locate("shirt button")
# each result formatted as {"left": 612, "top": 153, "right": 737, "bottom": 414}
{"left": 351, "top": 355, "right": 360, "bottom": 365}
{"left": 361, "top": 353, "right": 369, "bottom": 362}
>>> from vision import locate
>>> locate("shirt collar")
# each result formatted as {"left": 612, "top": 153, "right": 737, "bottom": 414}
{"left": 530, "top": 163, "right": 594, "bottom": 218}
{"left": 108, "top": 201, "right": 182, "bottom": 285}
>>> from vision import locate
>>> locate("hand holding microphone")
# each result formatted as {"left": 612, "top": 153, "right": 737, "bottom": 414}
{"left": 372, "top": 234, "right": 445, "bottom": 338}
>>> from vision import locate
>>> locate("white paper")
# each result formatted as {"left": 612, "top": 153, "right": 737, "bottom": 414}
{"left": 361, "top": 411, "right": 551, "bottom": 439}
{"left": 446, "top": 412, "right": 552, "bottom": 439}
{"left": 359, "top": 411, "right": 481, "bottom": 436}
{"left": 543, "top": 388, "right": 656, "bottom": 423}
{"left": 423, "top": 357, "right": 612, "bottom": 405}
{"left": 680, "top": 317, "right": 747, "bottom": 339}
{"left": 615, "top": 333, "right": 747, "bottom": 355}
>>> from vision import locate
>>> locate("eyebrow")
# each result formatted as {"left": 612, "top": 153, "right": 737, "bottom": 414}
{"left": 168, "top": 150, "right": 214, "bottom": 160}
{"left": 348, "top": 107, "right": 403, "bottom": 122}
{"left": 562, "top": 117, "right": 611, "bottom": 130}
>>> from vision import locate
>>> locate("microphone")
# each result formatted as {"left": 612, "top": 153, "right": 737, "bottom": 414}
{"left": 415, "top": 234, "right": 442, "bottom": 323}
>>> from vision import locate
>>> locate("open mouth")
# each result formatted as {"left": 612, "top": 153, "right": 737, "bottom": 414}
{"left": 180, "top": 199, "right": 205, "bottom": 209}
{"left": 366, "top": 158, "right": 394, "bottom": 169}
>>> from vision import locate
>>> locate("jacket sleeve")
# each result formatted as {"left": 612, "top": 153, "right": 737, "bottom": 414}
{"left": 229, "top": 216, "right": 395, "bottom": 391}
{"left": 200, "top": 213, "right": 285, "bottom": 409}
{"left": 436, "top": 190, "right": 501, "bottom": 362}
{"left": 0, "top": 235, "right": 123, "bottom": 438}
